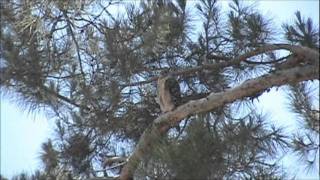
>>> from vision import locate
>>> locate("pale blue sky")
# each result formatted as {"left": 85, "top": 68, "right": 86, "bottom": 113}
{"left": 1, "top": 99, "right": 52, "bottom": 177}
{"left": 1, "top": 0, "right": 319, "bottom": 179}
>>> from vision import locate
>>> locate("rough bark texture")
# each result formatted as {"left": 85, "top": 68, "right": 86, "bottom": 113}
{"left": 119, "top": 46, "right": 319, "bottom": 180}
{"left": 124, "top": 44, "right": 311, "bottom": 87}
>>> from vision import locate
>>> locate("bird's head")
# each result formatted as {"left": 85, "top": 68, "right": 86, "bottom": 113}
{"left": 159, "top": 69, "right": 170, "bottom": 78}
{"left": 160, "top": 69, "right": 169, "bottom": 75}
{"left": 159, "top": 69, "right": 178, "bottom": 80}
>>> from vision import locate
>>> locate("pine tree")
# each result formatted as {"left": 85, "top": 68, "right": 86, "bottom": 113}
{"left": 1, "top": 0, "right": 318, "bottom": 179}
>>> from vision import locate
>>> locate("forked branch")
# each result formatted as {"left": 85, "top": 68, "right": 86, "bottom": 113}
{"left": 119, "top": 45, "right": 319, "bottom": 180}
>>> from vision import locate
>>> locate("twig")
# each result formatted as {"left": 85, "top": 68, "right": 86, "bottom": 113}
{"left": 62, "top": 10, "right": 86, "bottom": 80}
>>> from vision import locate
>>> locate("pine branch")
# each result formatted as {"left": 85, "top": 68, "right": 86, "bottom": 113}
{"left": 119, "top": 50, "right": 319, "bottom": 179}
{"left": 62, "top": 10, "right": 87, "bottom": 81}
{"left": 41, "top": 85, "right": 90, "bottom": 111}
{"left": 122, "top": 44, "right": 312, "bottom": 87}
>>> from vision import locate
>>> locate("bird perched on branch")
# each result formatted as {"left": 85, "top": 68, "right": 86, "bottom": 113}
{"left": 157, "top": 70, "right": 181, "bottom": 113}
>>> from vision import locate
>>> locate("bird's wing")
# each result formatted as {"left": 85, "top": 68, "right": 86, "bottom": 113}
{"left": 165, "top": 77, "right": 181, "bottom": 104}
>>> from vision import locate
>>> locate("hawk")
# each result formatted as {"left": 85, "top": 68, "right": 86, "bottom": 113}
{"left": 157, "top": 71, "right": 181, "bottom": 112}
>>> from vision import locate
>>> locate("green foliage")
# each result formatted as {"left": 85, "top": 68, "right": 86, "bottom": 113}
{"left": 0, "top": 175, "right": 9, "bottom": 180}
{"left": 283, "top": 11, "right": 320, "bottom": 49}
{"left": 288, "top": 82, "right": 319, "bottom": 173}
{"left": 40, "top": 139, "right": 59, "bottom": 175}
{"left": 137, "top": 113, "right": 288, "bottom": 179}
{"left": 0, "top": 0, "right": 318, "bottom": 178}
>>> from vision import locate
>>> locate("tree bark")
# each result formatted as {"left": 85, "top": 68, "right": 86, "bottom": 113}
{"left": 119, "top": 45, "right": 319, "bottom": 180}
{"left": 123, "top": 44, "right": 313, "bottom": 87}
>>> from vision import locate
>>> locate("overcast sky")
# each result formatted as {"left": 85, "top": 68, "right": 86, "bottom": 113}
{"left": 1, "top": 0, "right": 319, "bottom": 179}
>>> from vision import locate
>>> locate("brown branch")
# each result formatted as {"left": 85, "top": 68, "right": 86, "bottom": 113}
{"left": 103, "top": 156, "right": 127, "bottom": 167}
{"left": 243, "top": 55, "right": 290, "bottom": 65}
{"left": 41, "top": 85, "right": 90, "bottom": 111}
{"left": 46, "top": 74, "right": 82, "bottom": 79}
{"left": 122, "top": 44, "right": 305, "bottom": 87}
{"left": 119, "top": 52, "right": 319, "bottom": 179}
{"left": 62, "top": 10, "right": 86, "bottom": 80}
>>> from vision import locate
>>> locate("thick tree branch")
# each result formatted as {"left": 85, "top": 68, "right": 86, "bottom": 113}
{"left": 123, "top": 44, "right": 307, "bottom": 87}
{"left": 119, "top": 53, "right": 319, "bottom": 179}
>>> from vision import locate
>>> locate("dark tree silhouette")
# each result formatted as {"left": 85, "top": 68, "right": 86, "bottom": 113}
{"left": 1, "top": 0, "right": 318, "bottom": 179}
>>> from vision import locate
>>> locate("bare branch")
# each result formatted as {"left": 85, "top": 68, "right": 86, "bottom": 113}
{"left": 62, "top": 10, "right": 86, "bottom": 80}
{"left": 41, "top": 85, "right": 90, "bottom": 111}
{"left": 122, "top": 44, "right": 309, "bottom": 87}
{"left": 103, "top": 156, "right": 127, "bottom": 167}
{"left": 243, "top": 55, "right": 290, "bottom": 65}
